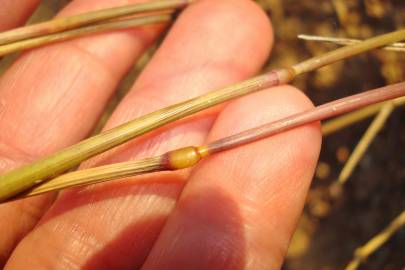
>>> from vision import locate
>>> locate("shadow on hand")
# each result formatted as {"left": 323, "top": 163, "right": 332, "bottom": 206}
{"left": 141, "top": 186, "right": 246, "bottom": 270}
{"left": 34, "top": 175, "right": 246, "bottom": 269}
{"left": 82, "top": 215, "right": 171, "bottom": 269}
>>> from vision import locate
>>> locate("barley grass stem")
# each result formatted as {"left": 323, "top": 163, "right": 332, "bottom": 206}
{"left": 19, "top": 82, "right": 405, "bottom": 199}
{"left": 1, "top": 30, "right": 404, "bottom": 202}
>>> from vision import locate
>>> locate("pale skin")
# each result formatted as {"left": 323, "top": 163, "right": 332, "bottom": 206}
{"left": 0, "top": 0, "right": 321, "bottom": 269}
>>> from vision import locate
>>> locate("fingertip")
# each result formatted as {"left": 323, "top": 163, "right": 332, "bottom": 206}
{"left": 183, "top": 0, "right": 273, "bottom": 74}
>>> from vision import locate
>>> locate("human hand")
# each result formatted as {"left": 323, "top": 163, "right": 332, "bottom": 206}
{"left": 0, "top": 0, "right": 321, "bottom": 269}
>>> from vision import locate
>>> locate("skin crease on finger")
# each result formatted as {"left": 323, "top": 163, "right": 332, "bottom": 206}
{"left": 0, "top": 0, "right": 168, "bottom": 265}
{"left": 142, "top": 86, "right": 321, "bottom": 270}
{"left": 5, "top": 0, "right": 273, "bottom": 269}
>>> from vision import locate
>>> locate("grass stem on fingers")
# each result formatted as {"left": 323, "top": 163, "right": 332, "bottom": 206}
{"left": 0, "top": 30, "right": 404, "bottom": 202}
{"left": 16, "top": 82, "right": 405, "bottom": 200}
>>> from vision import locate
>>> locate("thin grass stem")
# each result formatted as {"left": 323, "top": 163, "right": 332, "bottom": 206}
{"left": 17, "top": 82, "right": 405, "bottom": 199}
{"left": 1, "top": 30, "right": 404, "bottom": 202}
{"left": 338, "top": 102, "right": 395, "bottom": 184}
{"left": 298, "top": 34, "right": 405, "bottom": 52}
{"left": 322, "top": 96, "right": 405, "bottom": 136}
{"left": 0, "top": 14, "right": 172, "bottom": 57}
{"left": 292, "top": 29, "right": 405, "bottom": 76}
{"left": 203, "top": 83, "right": 404, "bottom": 155}
{"left": 345, "top": 210, "right": 405, "bottom": 270}
{"left": 20, "top": 157, "right": 164, "bottom": 197}
{"left": 0, "top": 0, "right": 191, "bottom": 46}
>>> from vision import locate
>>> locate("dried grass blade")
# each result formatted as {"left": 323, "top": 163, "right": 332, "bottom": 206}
{"left": 345, "top": 210, "right": 405, "bottom": 270}
{"left": 22, "top": 157, "right": 164, "bottom": 197}
{"left": 0, "top": 14, "right": 172, "bottom": 57}
{"left": 0, "top": 0, "right": 191, "bottom": 46}
{"left": 298, "top": 34, "right": 405, "bottom": 52}
{"left": 338, "top": 102, "right": 395, "bottom": 184}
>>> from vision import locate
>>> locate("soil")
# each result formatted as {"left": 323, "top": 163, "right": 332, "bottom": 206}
{"left": 259, "top": 1, "right": 405, "bottom": 269}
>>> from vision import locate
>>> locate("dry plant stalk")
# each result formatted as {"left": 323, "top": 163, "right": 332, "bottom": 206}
{"left": 345, "top": 210, "right": 405, "bottom": 270}
{"left": 0, "top": 14, "right": 172, "bottom": 57}
{"left": 298, "top": 34, "right": 405, "bottom": 52}
{"left": 338, "top": 102, "right": 395, "bottom": 184}
{"left": 0, "top": 27, "right": 404, "bottom": 202}
{"left": 0, "top": 0, "right": 191, "bottom": 46}
{"left": 17, "top": 82, "right": 405, "bottom": 198}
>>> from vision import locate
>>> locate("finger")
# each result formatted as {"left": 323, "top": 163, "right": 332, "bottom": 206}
{"left": 5, "top": 0, "right": 273, "bottom": 269}
{"left": 0, "top": 0, "right": 40, "bottom": 31}
{"left": 0, "top": 0, "right": 165, "bottom": 263}
{"left": 143, "top": 86, "right": 322, "bottom": 269}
